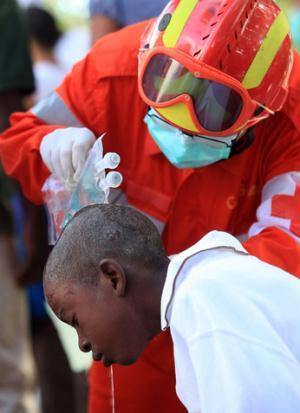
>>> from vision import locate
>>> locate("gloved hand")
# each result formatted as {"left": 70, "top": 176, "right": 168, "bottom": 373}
{"left": 40, "top": 127, "right": 96, "bottom": 186}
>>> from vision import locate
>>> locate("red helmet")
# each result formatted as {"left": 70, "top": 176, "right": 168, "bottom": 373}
{"left": 138, "top": 0, "right": 293, "bottom": 137}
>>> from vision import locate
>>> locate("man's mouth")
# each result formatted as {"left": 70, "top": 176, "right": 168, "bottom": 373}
{"left": 93, "top": 352, "right": 113, "bottom": 367}
{"left": 92, "top": 352, "right": 103, "bottom": 362}
{"left": 102, "top": 356, "right": 113, "bottom": 368}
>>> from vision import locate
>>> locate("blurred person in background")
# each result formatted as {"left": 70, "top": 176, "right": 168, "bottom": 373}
{"left": 89, "top": 0, "right": 168, "bottom": 44}
{"left": 54, "top": 26, "right": 90, "bottom": 73}
{"left": 18, "top": 0, "right": 90, "bottom": 73}
{"left": 25, "top": 6, "right": 65, "bottom": 102}
{"left": 0, "top": 0, "right": 39, "bottom": 411}
{"left": 277, "top": 0, "right": 300, "bottom": 49}
{"left": 288, "top": 0, "right": 300, "bottom": 50}
{"left": 24, "top": 5, "right": 88, "bottom": 413}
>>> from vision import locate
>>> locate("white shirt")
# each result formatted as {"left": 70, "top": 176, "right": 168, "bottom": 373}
{"left": 161, "top": 231, "right": 300, "bottom": 413}
{"left": 33, "top": 61, "right": 65, "bottom": 103}
{"left": 54, "top": 28, "right": 90, "bottom": 73}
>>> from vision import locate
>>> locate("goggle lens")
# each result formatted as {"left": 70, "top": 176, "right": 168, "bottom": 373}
{"left": 142, "top": 54, "right": 243, "bottom": 132}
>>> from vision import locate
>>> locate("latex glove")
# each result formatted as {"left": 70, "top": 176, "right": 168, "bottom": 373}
{"left": 40, "top": 127, "right": 96, "bottom": 186}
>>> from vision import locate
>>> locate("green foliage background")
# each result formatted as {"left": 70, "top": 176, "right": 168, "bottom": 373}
{"left": 42, "top": 0, "right": 89, "bottom": 30}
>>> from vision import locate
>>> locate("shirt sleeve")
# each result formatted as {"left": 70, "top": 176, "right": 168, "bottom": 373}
{"left": 243, "top": 171, "right": 300, "bottom": 277}
{"left": 244, "top": 226, "right": 300, "bottom": 276}
{"left": 0, "top": 22, "right": 142, "bottom": 204}
{"left": 242, "top": 108, "right": 300, "bottom": 276}
{"left": 248, "top": 172, "right": 300, "bottom": 241}
{"left": 0, "top": 43, "right": 109, "bottom": 204}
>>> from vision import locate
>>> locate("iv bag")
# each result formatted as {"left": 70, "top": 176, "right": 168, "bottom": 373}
{"left": 42, "top": 135, "right": 122, "bottom": 244}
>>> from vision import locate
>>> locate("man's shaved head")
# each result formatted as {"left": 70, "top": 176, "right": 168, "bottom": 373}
{"left": 44, "top": 204, "right": 167, "bottom": 289}
{"left": 43, "top": 204, "right": 168, "bottom": 367}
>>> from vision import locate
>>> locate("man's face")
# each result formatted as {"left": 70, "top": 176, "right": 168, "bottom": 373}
{"left": 45, "top": 280, "right": 150, "bottom": 368}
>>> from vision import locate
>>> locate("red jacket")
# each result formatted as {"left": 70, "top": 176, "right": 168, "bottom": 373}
{"left": 1, "top": 21, "right": 300, "bottom": 413}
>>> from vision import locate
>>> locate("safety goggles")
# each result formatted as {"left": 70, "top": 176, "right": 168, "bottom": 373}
{"left": 138, "top": 47, "right": 274, "bottom": 137}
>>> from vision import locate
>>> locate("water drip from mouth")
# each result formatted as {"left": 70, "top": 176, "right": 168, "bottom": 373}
{"left": 110, "top": 365, "right": 115, "bottom": 413}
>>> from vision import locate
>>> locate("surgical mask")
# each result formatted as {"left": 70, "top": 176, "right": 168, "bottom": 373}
{"left": 144, "top": 108, "right": 238, "bottom": 169}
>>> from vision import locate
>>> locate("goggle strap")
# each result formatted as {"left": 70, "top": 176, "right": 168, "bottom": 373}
{"left": 252, "top": 100, "right": 275, "bottom": 115}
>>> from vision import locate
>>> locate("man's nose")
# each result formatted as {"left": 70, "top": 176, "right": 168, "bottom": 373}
{"left": 79, "top": 336, "right": 91, "bottom": 353}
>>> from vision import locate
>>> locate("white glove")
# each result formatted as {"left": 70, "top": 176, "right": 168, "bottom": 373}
{"left": 40, "top": 127, "right": 96, "bottom": 186}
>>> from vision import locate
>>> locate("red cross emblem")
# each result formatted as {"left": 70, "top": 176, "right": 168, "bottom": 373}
{"left": 271, "top": 186, "right": 300, "bottom": 237}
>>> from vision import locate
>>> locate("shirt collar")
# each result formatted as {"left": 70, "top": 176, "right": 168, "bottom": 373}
{"left": 160, "top": 231, "right": 248, "bottom": 331}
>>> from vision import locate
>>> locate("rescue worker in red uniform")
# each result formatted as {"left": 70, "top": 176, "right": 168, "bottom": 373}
{"left": 1, "top": 0, "right": 300, "bottom": 412}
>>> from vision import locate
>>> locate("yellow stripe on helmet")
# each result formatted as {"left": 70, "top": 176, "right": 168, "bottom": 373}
{"left": 242, "top": 11, "right": 290, "bottom": 89}
{"left": 156, "top": 103, "right": 199, "bottom": 133}
{"left": 163, "top": 0, "right": 198, "bottom": 48}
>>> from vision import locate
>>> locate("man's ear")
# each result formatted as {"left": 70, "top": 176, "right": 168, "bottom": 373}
{"left": 99, "top": 258, "right": 126, "bottom": 296}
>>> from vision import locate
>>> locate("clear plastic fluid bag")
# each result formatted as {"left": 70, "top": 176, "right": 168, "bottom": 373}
{"left": 42, "top": 177, "right": 71, "bottom": 245}
{"left": 42, "top": 135, "right": 122, "bottom": 244}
